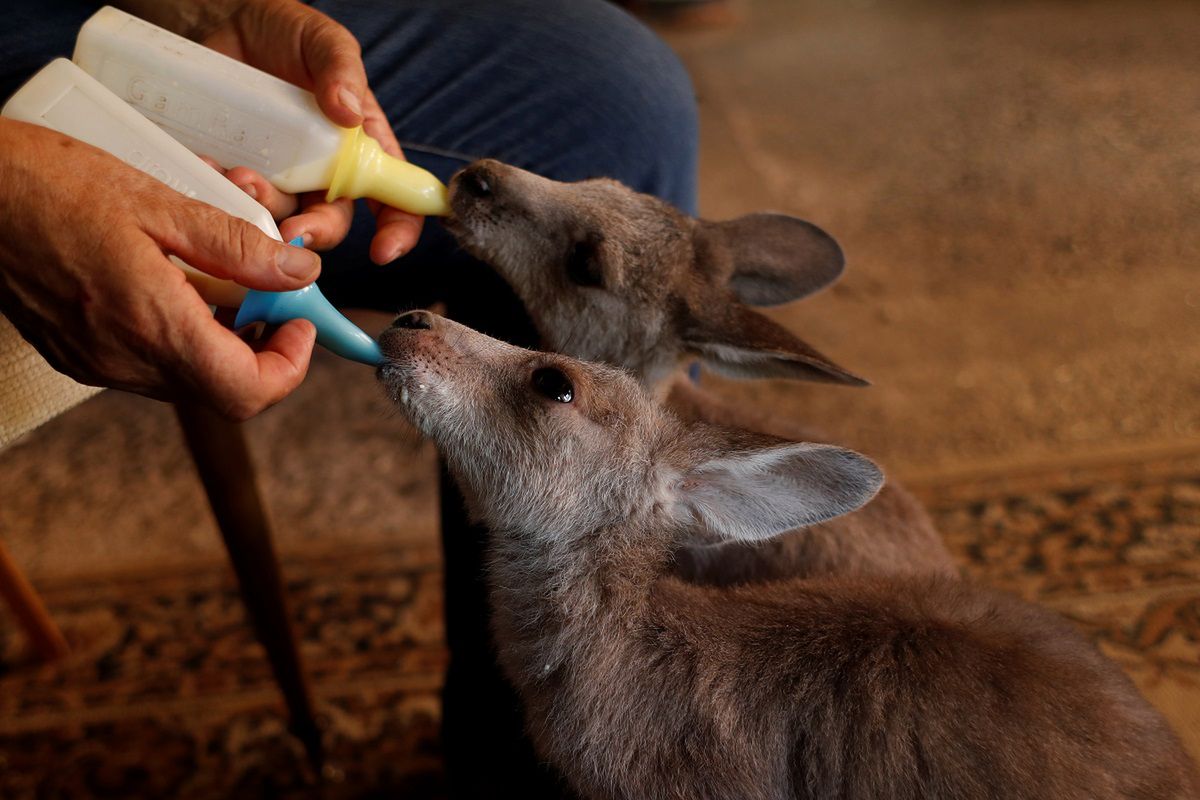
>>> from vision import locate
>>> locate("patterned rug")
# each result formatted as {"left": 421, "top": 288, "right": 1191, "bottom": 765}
{"left": 917, "top": 448, "right": 1200, "bottom": 762}
{"left": 2, "top": 448, "right": 1198, "bottom": 798}
{"left": 0, "top": 543, "right": 448, "bottom": 799}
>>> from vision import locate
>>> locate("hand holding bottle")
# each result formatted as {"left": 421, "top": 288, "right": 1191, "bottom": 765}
{"left": 0, "top": 118, "right": 319, "bottom": 419}
{"left": 117, "top": 0, "right": 426, "bottom": 264}
{"left": 203, "top": 0, "right": 423, "bottom": 263}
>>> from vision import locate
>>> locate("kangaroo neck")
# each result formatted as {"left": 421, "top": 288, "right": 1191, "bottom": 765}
{"left": 484, "top": 518, "right": 673, "bottom": 684}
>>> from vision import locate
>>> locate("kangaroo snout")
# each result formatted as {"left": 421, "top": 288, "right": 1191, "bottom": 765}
{"left": 449, "top": 159, "right": 511, "bottom": 218}
{"left": 455, "top": 163, "right": 495, "bottom": 200}
{"left": 376, "top": 311, "right": 525, "bottom": 420}
{"left": 376, "top": 311, "right": 485, "bottom": 438}
{"left": 376, "top": 310, "right": 440, "bottom": 392}
{"left": 378, "top": 310, "right": 437, "bottom": 359}
{"left": 389, "top": 309, "right": 434, "bottom": 330}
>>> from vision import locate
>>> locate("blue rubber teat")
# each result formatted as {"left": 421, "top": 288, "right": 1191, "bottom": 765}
{"left": 233, "top": 238, "right": 383, "bottom": 366}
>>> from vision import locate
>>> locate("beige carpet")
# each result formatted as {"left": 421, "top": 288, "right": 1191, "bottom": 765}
{"left": 1, "top": 0, "right": 1198, "bottom": 794}
{"left": 670, "top": 0, "right": 1200, "bottom": 479}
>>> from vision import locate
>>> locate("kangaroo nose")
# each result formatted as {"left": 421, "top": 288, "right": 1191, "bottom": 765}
{"left": 458, "top": 165, "right": 493, "bottom": 199}
{"left": 391, "top": 310, "right": 434, "bottom": 330}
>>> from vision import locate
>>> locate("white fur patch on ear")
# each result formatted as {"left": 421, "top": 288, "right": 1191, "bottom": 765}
{"left": 672, "top": 443, "right": 883, "bottom": 542}
{"left": 689, "top": 341, "right": 869, "bottom": 386}
{"left": 682, "top": 307, "right": 870, "bottom": 387}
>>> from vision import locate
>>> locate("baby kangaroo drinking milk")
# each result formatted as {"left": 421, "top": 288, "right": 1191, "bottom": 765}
{"left": 444, "top": 159, "right": 952, "bottom": 581}
{"left": 378, "top": 311, "right": 1197, "bottom": 800}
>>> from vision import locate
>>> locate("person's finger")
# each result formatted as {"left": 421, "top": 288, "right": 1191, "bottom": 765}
{"left": 357, "top": 91, "right": 424, "bottom": 262}
{"left": 241, "top": 318, "right": 317, "bottom": 409}
{"left": 369, "top": 204, "right": 424, "bottom": 264}
{"left": 278, "top": 194, "right": 355, "bottom": 250}
{"left": 180, "top": 311, "right": 316, "bottom": 420}
{"left": 224, "top": 166, "right": 301, "bottom": 221}
{"left": 157, "top": 200, "right": 320, "bottom": 290}
{"left": 300, "top": 13, "right": 368, "bottom": 128}
{"left": 362, "top": 90, "right": 402, "bottom": 155}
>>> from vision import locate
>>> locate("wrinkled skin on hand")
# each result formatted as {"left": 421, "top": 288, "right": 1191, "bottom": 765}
{"left": 0, "top": 119, "right": 320, "bottom": 420}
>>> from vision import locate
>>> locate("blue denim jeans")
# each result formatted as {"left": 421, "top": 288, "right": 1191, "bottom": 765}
{"left": 5, "top": 2, "right": 698, "bottom": 794}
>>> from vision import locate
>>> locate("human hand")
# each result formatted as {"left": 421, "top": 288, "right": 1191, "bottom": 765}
{"left": 190, "top": 0, "right": 423, "bottom": 264}
{"left": 0, "top": 119, "right": 321, "bottom": 420}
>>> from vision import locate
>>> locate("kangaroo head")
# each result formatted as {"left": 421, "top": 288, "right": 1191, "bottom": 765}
{"left": 378, "top": 311, "right": 882, "bottom": 551}
{"left": 445, "top": 159, "right": 865, "bottom": 389}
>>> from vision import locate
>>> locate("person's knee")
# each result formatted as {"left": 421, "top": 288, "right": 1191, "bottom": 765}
{"left": 604, "top": 31, "right": 699, "bottom": 212}
{"left": 535, "top": 0, "right": 700, "bottom": 211}
{"left": 316, "top": 0, "right": 700, "bottom": 212}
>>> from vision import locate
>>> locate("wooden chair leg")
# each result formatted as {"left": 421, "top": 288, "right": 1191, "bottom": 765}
{"left": 174, "top": 402, "right": 323, "bottom": 771}
{"left": 0, "top": 539, "right": 69, "bottom": 661}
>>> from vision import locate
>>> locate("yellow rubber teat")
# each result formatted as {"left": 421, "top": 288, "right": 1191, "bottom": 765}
{"left": 326, "top": 126, "right": 450, "bottom": 216}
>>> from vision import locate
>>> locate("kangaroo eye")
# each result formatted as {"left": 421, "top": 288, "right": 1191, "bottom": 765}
{"left": 565, "top": 235, "right": 604, "bottom": 288}
{"left": 531, "top": 367, "right": 575, "bottom": 403}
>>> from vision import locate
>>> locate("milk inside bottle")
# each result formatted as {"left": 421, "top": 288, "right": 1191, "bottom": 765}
{"left": 73, "top": 6, "right": 449, "bottom": 216}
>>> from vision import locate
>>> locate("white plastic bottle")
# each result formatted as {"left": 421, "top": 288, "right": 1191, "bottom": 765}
{"left": 2, "top": 58, "right": 384, "bottom": 365}
{"left": 2, "top": 58, "right": 278, "bottom": 308}
{"left": 73, "top": 6, "right": 449, "bottom": 216}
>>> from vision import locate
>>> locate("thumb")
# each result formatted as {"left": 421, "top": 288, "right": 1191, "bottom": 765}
{"left": 163, "top": 202, "right": 321, "bottom": 292}
{"left": 301, "top": 15, "right": 369, "bottom": 127}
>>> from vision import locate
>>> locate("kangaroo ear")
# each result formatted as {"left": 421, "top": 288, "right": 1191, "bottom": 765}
{"left": 683, "top": 304, "right": 868, "bottom": 386}
{"left": 700, "top": 213, "right": 845, "bottom": 306}
{"left": 668, "top": 429, "right": 883, "bottom": 542}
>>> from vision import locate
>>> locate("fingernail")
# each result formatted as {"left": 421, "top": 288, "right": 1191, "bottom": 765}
{"left": 277, "top": 245, "right": 319, "bottom": 280}
{"left": 338, "top": 86, "right": 363, "bottom": 117}
{"left": 283, "top": 229, "right": 313, "bottom": 248}
{"left": 381, "top": 242, "right": 406, "bottom": 264}
{"left": 237, "top": 182, "right": 258, "bottom": 200}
